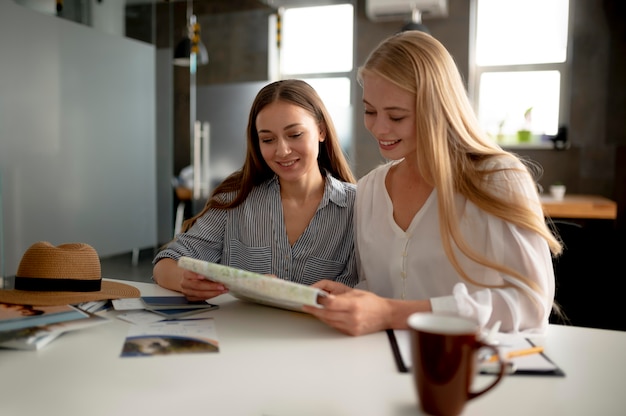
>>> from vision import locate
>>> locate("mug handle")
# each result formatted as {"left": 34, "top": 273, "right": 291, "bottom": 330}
{"left": 468, "top": 341, "right": 506, "bottom": 400}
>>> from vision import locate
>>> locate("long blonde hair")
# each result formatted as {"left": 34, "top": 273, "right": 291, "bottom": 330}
{"left": 358, "top": 31, "right": 562, "bottom": 294}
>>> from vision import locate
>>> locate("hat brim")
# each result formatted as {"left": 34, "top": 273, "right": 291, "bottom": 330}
{"left": 0, "top": 280, "right": 140, "bottom": 306}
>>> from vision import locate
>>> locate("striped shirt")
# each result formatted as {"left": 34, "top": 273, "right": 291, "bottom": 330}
{"left": 154, "top": 173, "right": 357, "bottom": 287}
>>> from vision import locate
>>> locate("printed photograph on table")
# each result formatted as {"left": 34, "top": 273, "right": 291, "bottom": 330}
{"left": 120, "top": 318, "right": 219, "bottom": 358}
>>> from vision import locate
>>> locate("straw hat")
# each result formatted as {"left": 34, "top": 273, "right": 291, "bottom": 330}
{"left": 0, "top": 241, "right": 140, "bottom": 306}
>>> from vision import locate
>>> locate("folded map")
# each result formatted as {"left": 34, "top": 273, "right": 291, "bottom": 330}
{"left": 177, "top": 257, "right": 327, "bottom": 312}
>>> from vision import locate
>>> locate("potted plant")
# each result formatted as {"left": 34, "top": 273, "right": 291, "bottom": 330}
{"left": 517, "top": 107, "right": 533, "bottom": 143}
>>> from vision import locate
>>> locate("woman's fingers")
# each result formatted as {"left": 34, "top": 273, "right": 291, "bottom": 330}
{"left": 180, "top": 273, "right": 228, "bottom": 300}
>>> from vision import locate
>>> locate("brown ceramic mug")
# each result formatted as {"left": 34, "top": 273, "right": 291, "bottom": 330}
{"left": 407, "top": 313, "right": 506, "bottom": 416}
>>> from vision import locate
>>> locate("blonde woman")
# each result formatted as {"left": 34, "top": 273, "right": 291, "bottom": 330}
{"left": 305, "top": 31, "right": 562, "bottom": 335}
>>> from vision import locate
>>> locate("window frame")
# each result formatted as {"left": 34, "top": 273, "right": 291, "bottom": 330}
{"left": 468, "top": 0, "right": 574, "bottom": 147}
{"left": 272, "top": 1, "right": 357, "bottom": 158}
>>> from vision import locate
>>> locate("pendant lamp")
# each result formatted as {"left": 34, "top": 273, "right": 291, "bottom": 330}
{"left": 400, "top": 8, "right": 430, "bottom": 34}
{"left": 173, "top": 4, "right": 209, "bottom": 67}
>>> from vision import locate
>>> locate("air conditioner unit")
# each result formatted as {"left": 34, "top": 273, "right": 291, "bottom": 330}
{"left": 365, "top": 0, "right": 448, "bottom": 22}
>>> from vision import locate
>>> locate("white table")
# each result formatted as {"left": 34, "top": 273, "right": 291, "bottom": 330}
{"left": 1, "top": 280, "right": 625, "bottom": 416}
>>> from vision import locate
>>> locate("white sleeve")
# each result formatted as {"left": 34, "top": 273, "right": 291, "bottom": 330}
{"left": 431, "top": 161, "right": 554, "bottom": 334}
{"left": 430, "top": 280, "right": 550, "bottom": 334}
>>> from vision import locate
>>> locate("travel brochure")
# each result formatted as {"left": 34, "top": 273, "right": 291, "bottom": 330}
{"left": 0, "top": 294, "right": 222, "bottom": 355}
{"left": 0, "top": 302, "right": 108, "bottom": 350}
{"left": 0, "top": 312, "right": 110, "bottom": 350}
{"left": 0, "top": 303, "right": 88, "bottom": 332}
{"left": 140, "top": 295, "right": 219, "bottom": 318}
{"left": 177, "top": 257, "right": 327, "bottom": 312}
{"left": 141, "top": 295, "right": 218, "bottom": 310}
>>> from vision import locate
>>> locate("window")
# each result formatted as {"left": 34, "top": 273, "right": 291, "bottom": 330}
{"left": 276, "top": 3, "right": 355, "bottom": 154}
{"left": 470, "top": 0, "right": 570, "bottom": 147}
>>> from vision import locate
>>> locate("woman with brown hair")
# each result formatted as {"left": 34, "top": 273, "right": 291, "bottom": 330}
{"left": 153, "top": 79, "right": 357, "bottom": 300}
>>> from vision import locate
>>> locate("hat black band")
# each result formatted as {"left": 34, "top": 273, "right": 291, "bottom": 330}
{"left": 13, "top": 276, "right": 102, "bottom": 292}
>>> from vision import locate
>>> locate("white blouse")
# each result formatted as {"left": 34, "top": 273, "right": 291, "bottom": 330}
{"left": 355, "top": 160, "right": 555, "bottom": 333}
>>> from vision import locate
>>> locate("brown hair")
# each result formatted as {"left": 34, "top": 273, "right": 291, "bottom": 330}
{"left": 182, "top": 79, "right": 355, "bottom": 232}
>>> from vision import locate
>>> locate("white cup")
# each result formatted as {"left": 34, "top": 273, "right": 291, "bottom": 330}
{"left": 549, "top": 185, "right": 566, "bottom": 201}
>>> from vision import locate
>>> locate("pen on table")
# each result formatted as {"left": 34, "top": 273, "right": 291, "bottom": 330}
{"left": 488, "top": 346, "right": 544, "bottom": 363}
